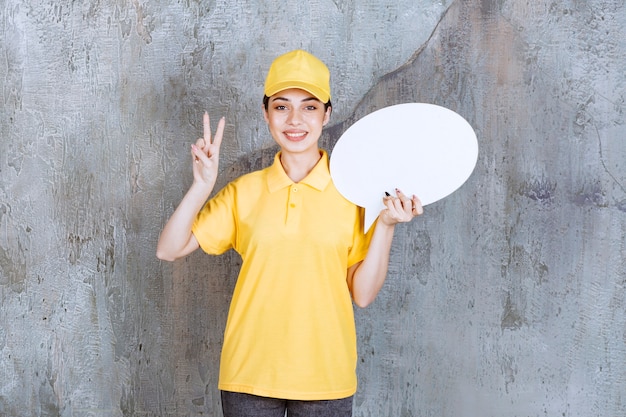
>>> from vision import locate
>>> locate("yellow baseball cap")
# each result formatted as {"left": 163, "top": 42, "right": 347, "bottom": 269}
{"left": 264, "top": 50, "right": 331, "bottom": 103}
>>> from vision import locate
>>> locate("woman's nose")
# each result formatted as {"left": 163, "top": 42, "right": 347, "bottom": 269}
{"left": 287, "top": 109, "right": 302, "bottom": 124}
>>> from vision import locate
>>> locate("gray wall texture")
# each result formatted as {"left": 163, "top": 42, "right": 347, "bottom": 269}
{"left": 1, "top": 0, "right": 625, "bottom": 416}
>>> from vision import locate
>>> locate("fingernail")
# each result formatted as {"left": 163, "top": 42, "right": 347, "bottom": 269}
{"left": 385, "top": 191, "right": 391, "bottom": 197}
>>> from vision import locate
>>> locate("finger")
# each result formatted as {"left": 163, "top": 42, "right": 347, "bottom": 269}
{"left": 203, "top": 112, "right": 212, "bottom": 147}
{"left": 382, "top": 192, "right": 396, "bottom": 209}
{"left": 386, "top": 198, "right": 406, "bottom": 220}
{"left": 383, "top": 191, "right": 402, "bottom": 211}
{"left": 395, "top": 188, "right": 413, "bottom": 212}
{"left": 193, "top": 137, "right": 208, "bottom": 162}
{"left": 412, "top": 195, "right": 424, "bottom": 215}
{"left": 195, "top": 137, "right": 206, "bottom": 148}
{"left": 191, "top": 144, "right": 210, "bottom": 165}
{"left": 211, "top": 117, "right": 226, "bottom": 152}
{"left": 395, "top": 188, "right": 410, "bottom": 202}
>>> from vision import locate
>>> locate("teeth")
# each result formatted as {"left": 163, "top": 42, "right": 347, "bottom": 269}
{"left": 286, "top": 132, "right": 306, "bottom": 138}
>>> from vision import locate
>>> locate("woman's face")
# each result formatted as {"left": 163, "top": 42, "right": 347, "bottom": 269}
{"left": 263, "top": 88, "right": 331, "bottom": 157}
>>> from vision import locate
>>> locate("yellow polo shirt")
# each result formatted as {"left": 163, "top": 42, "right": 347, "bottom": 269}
{"left": 192, "top": 150, "right": 371, "bottom": 400}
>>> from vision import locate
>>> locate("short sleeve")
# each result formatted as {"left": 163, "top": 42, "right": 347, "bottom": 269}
{"left": 192, "top": 183, "right": 238, "bottom": 255}
{"left": 346, "top": 207, "right": 375, "bottom": 267}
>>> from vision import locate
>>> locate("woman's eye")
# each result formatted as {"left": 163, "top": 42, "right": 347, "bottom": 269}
{"left": 274, "top": 105, "right": 287, "bottom": 110}
{"left": 305, "top": 105, "right": 318, "bottom": 111}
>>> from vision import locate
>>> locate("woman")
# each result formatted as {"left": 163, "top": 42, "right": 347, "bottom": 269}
{"left": 156, "top": 50, "right": 422, "bottom": 417}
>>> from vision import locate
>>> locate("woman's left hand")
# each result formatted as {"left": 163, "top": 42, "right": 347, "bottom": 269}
{"left": 379, "top": 189, "right": 423, "bottom": 226}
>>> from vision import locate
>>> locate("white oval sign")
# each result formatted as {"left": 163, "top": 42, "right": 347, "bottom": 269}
{"left": 330, "top": 103, "right": 478, "bottom": 231}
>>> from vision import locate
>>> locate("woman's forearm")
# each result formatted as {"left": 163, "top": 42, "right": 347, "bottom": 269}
{"left": 349, "top": 221, "right": 396, "bottom": 308}
{"left": 157, "top": 113, "right": 225, "bottom": 261}
{"left": 348, "top": 190, "right": 423, "bottom": 307}
{"left": 156, "top": 182, "right": 213, "bottom": 261}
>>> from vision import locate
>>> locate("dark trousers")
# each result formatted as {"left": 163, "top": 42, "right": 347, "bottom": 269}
{"left": 221, "top": 391, "right": 353, "bottom": 417}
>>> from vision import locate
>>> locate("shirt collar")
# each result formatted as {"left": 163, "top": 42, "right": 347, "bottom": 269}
{"left": 267, "top": 150, "right": 331, "bottom": 193}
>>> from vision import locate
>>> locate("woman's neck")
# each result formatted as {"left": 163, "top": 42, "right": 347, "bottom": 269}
{"left": 280, "top": 149, "right": 322, "bottom": 183}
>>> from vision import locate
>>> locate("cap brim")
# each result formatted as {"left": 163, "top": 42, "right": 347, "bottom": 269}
{"left": 265, "top": 81, "right": 330, "bottom": 103}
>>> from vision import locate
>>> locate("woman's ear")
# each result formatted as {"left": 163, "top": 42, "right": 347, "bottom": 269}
{"left": 323, "top": 106, "right": 332, "bottom": 126}
{"left": 262, "top": 103, "right": 269, "bottom": 123}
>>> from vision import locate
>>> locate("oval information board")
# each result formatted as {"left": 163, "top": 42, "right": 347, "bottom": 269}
{"left": 330, "top": 103, "right": 478, "bottom": 231}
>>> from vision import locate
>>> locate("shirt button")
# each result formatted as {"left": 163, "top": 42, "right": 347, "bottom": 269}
{"left": 290, "top": 203, "right": 296, "bottom": 208}
{"left": 292, "top": 187, "right": 298, "bottom": 192}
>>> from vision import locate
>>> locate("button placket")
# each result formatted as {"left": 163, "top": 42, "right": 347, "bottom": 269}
{"left": 286, "top": 186, "right": 302, "bottom": 229}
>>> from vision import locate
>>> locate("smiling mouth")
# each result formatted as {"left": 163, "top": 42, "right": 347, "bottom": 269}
{"left": 285, "top": 131, "right": 307, "bottom": 141}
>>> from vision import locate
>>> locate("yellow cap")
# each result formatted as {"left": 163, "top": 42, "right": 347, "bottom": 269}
{"left": 264, "top": 50, "right": 331, "bottom": 103}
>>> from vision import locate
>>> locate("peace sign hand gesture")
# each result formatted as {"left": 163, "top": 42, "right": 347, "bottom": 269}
{"left": 191, "top": 112, "right": 226, "bottom": 189}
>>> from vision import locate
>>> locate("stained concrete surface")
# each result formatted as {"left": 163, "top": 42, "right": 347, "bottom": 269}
{"left": 1, "top": 0, "right": 625, "bottom": 416}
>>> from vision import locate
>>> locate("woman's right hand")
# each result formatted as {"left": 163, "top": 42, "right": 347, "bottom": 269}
{"left": 191, "top": 112, "right": 226, "bottom": 188}
{"left": 156, "top": 112, "right": 225, "bottom": 261}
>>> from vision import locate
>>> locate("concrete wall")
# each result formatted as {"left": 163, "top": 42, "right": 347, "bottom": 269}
{"left": 1, "top": 0, "right": 624, "bottom": 416}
